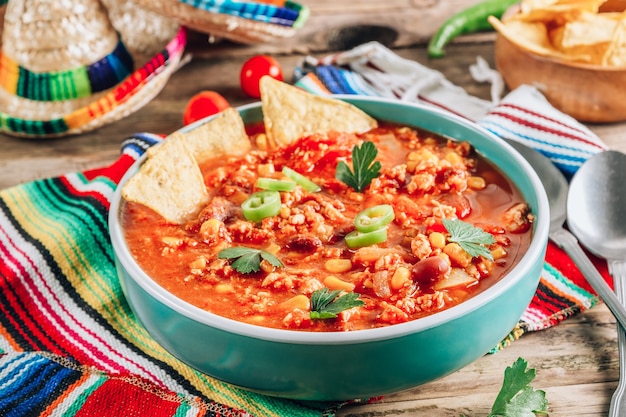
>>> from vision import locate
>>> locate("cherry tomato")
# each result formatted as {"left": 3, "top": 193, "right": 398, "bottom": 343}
{"left": 183, "top": 91, "right": 230, "bottom": 126}
{"left": 240, "top": 55, "right": 283, "bottom": 98}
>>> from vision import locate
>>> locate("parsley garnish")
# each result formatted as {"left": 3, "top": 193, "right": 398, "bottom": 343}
{"left": 218, "top": 246, "right": 283, "bottom": 274}
{"left": 309, "top": 288, "right": 365, "bottom": 319}
{"left": 335, "top": 141, "right": 381, "bottom": 192}
{"left": 443, "top": 218, "right": 495, "bottom": 260}
{"left": 486, "top": 358, "right": 548, "bottom": 417}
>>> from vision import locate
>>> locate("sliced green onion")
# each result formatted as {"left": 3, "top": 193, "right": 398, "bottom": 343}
{"left": 345, "top": 228, "right": 388, "bottom": 249}
{"left": 241, "top": 190, "right": 281, "bottom": 222}
{"left": 354, "top": 204, "right": 395, "bottom": 233}
{"left": 282, "top": 167, "right": 321, "bottom": 192}
{"left": 256, "top": 177, "right": 296, "bottom": 192}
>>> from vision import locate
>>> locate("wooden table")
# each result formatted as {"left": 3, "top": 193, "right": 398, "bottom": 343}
{"left": 2, "top": 2, "right": 625, "bottom": 415}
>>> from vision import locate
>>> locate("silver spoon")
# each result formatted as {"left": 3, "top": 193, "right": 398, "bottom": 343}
{"left": 504, "top": 140, "right": 626, "bottom": 330}
{"left": 567, "top": 150, "right": 626, "bottom": 417}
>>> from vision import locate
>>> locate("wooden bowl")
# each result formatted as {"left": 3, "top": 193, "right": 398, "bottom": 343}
{"left": 494, "top": 4, "right": 626, "bottom": 123}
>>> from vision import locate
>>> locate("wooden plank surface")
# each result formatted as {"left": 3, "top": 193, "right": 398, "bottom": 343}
{"left": 1, "top": 2, "right": 624, "bottom": 415}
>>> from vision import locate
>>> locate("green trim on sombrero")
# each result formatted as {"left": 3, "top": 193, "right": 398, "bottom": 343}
{"left": 0, "top": 113, "right": 69, "bottom": 137}
{"left": 0, "top": 27, "right": 187, "bottom": 138}
{"left": 0, "top": 38, "right": 134, "bottom": 102}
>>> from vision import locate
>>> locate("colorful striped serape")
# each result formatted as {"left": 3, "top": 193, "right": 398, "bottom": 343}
{"left": 0, "top": 134, "right": 359, "bottom": 416}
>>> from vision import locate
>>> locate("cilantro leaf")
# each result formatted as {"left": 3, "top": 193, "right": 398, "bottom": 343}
{"left": 489, "top": 358, "right": 548, "bottom": 417}
{"left": 218, "top": 246, "right": 283, "bottom": 274}
{"left": 335, "top": 141, "right": 381, "bottom": 192}
{"left": 442, "top": 218, "right": 496, "bottom": 260}
{"left": 310, "top": 288, "right": 365, "bottom": 319}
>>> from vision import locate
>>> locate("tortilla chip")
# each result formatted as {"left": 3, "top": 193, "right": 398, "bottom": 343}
{"left": 122, "top": 135, "right": 209, "bottom": 224}
{"left": 259, "top": 76, "right": 378, "bottom": 146}
{"left": 490, "top": 16, "right": 591, "bottom": 61}
{"left": 151, "top": 107, "right": 251, "bottom": 163}
{"left": 603, "top": 18, "right": 626, "bottom": 66}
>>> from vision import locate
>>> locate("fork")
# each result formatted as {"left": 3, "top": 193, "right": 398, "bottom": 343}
{"left": 609, "top": 261, "right": 626, "bottom": 417}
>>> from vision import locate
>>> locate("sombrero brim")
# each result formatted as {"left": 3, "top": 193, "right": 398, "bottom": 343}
{"left": 0, "top": 27, "right": 186, "bottom": 138}
{"left": 132, "top": 0, "right": 309, "bottom": 44}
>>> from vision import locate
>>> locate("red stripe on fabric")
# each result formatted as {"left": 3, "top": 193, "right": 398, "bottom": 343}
{"left": 57, "top": 176, "right": 109, "bottom": 209}
{"left": 534, "top": 285, "right": 572, "bottom": 314}
{"left": 83, "top": 154, "right": 137, "bottom": 184}
{"left": 32, "top": 178, "right": 168, "bottom": 383}
{"left": 0, "top": 242, "right": 62, "bottom": 352}
{"left": 490, "top": 104, "right": 607, "bottom": 150}
{"left": 544, "top": 241, "right": 610, "bottom": 294}
{"left": 75, "top": 376, "right": 180, "bottom": 417}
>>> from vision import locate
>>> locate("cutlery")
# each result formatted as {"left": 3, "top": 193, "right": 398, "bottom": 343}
{"left": 504, "top": 140, "right": 626, "bottom": 330}
{"left": 567, "top": 150, "right": 626, "bottom": 417}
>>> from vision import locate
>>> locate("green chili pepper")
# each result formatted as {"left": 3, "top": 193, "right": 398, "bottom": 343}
{"left": 282, "top": 167, "right": 321, "bottom": 192}
{"left": 354, "top": 204, "right": 395, "bottom": 233}
{"left": 241, "top": 190, "right": 281, "bottom": 222}
{"left": 427, "top": 0, "right": 519, "bottom": 58}
{"left": 345, "top": 228, "right": 388, "bottom": 249}
{"left": 256, "top": 177, "right": 297, "bottom": 192}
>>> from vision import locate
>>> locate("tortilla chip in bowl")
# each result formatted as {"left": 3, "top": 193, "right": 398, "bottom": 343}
{"left": 109, "top": 82, "right": 549, "bottom": 400}
{"left": 492, "top": 0, "right": 626, "bottom": 122}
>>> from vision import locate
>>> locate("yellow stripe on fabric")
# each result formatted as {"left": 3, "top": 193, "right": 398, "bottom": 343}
{"left": 0, "top": 52, "right": 19, "bottom": 94}
{"left": 3, "top": 184, "right": 316, "bottom": 416}
{"left": 3, "top": 184, "right": 171, "bottom": 355}
{"left": 2, "top": 186, "right": 263, "bottom": 413}
{"left": 3, "top": 186, "right": 136, "bottom": 327}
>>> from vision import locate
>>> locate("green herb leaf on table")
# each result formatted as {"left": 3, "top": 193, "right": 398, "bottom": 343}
{"left": 442, "top": 218, "right": 495, "bottom": 260}
{"left": 335, "top": 141, "right": 381, "bottom": 192}
{"left": 488, "top": 357, "right": 548, "bottom": 417}
{"left": 218, "top": 246, "right": 283, "bottom": 274}
{"left": 310, "top": 288, "right": 365, "bottom": 319}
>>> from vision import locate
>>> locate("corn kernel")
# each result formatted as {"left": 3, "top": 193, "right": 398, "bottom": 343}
{"left": 491, "top": 245, "right": 507, "bottom": 260}
{"left": 324, "top": 259, "right": 353, "bottom": 273}
{"left": 324, "top": 275, "right": 355, "bottom": 292}
{"left": 255, "top": 133, "right": 268, "bottom": 150}
{"left": 444, "top": 242, "right": 472, "bottom": 267}
{"left": 429, "top": 231, "right": 446, "bottom": 249}
{"left": 281, "top": 294, "right": 310, "bottom": 311}
{"left": 445, "top": 151, "right": 463, "bottom": 165}
{"left": 390, "top": 267, "right": 411, "bottom": 291}
{"left": 265, "top": 242, "right": 280, "bottom": 255}
{"left": 257, "top": 163, "right": 275, "bottom": 177}
{"left": 467, "top": 176, "right": 486, "bottom": 190}
{"left": 215, "top": 283, "right": 234, "bottom": 294}
{"left": 189, "top": 257, "right": 207, "bottom": 270}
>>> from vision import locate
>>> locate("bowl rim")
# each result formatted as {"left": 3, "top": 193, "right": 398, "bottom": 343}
{"left": 109, "top": 96, "right": 550, "bottom": 345}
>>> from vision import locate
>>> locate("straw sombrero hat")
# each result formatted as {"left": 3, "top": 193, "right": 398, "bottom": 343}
{"left": 132, "top": 0, "right": 309, "bottom": 44}
{"left": 0, "top": 0, "right": 186, "bottom": 138}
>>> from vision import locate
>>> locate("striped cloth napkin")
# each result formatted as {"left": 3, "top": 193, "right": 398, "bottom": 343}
{"left": 0, "top": 41, "right": 612, "bottom": 417}
{"left": 294, "top": 41, "right": 611, "bottom": 347}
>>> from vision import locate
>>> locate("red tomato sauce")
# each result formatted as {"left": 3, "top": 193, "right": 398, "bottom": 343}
{"left": 122, "top": 124, "right": 533, "bottom": 332}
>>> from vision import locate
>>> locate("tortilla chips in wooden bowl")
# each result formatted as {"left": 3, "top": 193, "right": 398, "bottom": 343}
{"left": 491, "top": 0, "right": 626, "bottom": 122}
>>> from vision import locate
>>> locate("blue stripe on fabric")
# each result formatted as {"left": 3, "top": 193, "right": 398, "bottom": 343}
{"left": 315, "top": 65, "right": 358, "bottom": 95}
{"left": 178, "top": 0, "right": 299, "bottom": 26}
{"left": 0, "top": 354, "right": 80, "bottom": 416}
{"left": 120, "top": 133, "right": 163, "bottom": 156}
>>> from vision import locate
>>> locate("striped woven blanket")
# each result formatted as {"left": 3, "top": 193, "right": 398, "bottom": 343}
{"left": 0, "top": 43, "right": 612, "bottom": 416}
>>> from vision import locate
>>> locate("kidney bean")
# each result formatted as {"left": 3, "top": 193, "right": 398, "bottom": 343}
{"left": 285, "top": 234, "right": 322, "bottom": 253}
{"left": 411, "top": 257, "right": 450, "bottom": 285}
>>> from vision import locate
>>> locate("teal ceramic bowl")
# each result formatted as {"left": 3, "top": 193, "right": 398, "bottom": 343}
{"left": 109, "top": 97, "right": 549, "bottom": 401}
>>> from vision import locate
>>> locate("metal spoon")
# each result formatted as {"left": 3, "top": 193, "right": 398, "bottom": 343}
{"left": 567, "top": 150, "right": 626, "bottom": 417}
{"left": 504, "top": 140, "right": 626, "bottom": 330}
